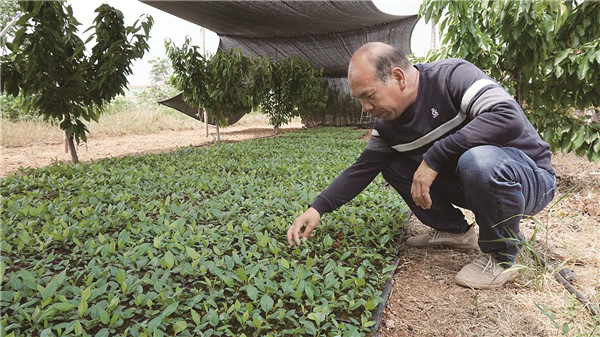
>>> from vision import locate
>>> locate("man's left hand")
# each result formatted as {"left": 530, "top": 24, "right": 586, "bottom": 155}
{"left": 411, "top": 160, "right": 438, "bottom": 210}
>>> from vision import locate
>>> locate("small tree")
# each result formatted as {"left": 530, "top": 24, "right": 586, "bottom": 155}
{"left": 1, "top": 2, "right": 152, "bottom": 163}
{"left": 421, "top": 0, "right": 600, "bottom": 162}
{"left": 166, "top": 38, "right": 268, "bottom": 139}
{"left": 260, "top": 55, "right": 326, "bottom": 133}
{"left": 138, "top": 57, "right": 178, "bottom": 105}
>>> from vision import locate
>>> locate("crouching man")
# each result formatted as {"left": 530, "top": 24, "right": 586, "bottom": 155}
{"left": 287, "top": 42, "right": 556, "bottom": 289}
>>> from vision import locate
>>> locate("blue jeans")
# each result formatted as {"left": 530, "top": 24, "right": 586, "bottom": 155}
{"left": 382, "top": 146, "right": 556, "bottom": 262}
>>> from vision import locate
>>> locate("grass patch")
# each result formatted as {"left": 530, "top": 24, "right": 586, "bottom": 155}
{"left": 87, "top": 107, "right": 200, "bottom": 138}
{"left": 1, "top": 119, "right": 64, "bottom": 147}
{"left": 1, "top": 106, "right": 201, "bottom": 148}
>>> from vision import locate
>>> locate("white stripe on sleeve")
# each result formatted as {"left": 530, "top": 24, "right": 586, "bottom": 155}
{"left": 460, "top": 79, "right": 496, "bottom": 114}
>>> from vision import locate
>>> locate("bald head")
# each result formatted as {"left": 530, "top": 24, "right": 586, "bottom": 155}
{"left": 349, "top": 42, "right": 412, "bottom": 83}
{"left": 347, "top": 42, "right": 419, "bottom": 121}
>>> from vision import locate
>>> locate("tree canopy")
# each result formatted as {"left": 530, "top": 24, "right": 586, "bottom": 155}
{"left": 1, "top": 2, "right": 152, "bottom": 162}
{"left": 421, "top": 0, "right": 600, "bottom": 162}
{"left": 166, "top": 39, "right": 268, "bottom": 130}
{"left": 260, "top": 55, "right": 326, "bottom": 133}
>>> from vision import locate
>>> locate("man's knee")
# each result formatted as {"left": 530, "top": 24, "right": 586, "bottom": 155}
{"left": 381, "top": 160, "right": 419, "bottom": 197}
{"left": 381, "top": 168, "right": 393, "bottom": 182}
{"left": 457, "top": 146, "right": 502, "bottom": 184}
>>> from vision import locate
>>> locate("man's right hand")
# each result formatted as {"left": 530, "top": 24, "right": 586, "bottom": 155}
{"left": 287, "top": 207, "right": 321, "bottom": 247}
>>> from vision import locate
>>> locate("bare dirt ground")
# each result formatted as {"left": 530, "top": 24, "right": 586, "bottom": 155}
{"left": 1, "top": 121, "right": 599, "bottom": 336}
{"left": 379, "top": 152, "right": 600, "bottom": 336}
{"left": 0, "top": 120, "right": 302, "bottom": 176}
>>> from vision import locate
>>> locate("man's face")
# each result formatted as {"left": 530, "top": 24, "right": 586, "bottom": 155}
{"left": 348, "top": 60, "right": 407, "bottom": 121}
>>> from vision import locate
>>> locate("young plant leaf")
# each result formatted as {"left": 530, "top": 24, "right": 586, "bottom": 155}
{"left": 246, "top": 285, "right": 259, "bottom": 301}
{"left": 41, "top": 270, "right": 67, "bottom": 301}
{"left": 191, "top": 309, "right": 200, "bottom": 325}
{"left": 260, "top": 294, "right": 274, "bottom": 313}
{"left": 186, "top": 246, "right": 201, "bottom": 260}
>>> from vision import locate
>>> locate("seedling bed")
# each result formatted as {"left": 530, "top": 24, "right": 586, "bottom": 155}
{"left": 1, "top": 127, "right": 409, "bottom": 336}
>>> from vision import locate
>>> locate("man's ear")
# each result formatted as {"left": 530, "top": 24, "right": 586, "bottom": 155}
{"left": 391, "top": 67, "right": 406, "bottom": 89}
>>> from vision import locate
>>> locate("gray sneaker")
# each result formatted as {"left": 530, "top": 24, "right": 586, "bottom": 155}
{"left": 406, "top": 225, "right": 478, "bottom": 250}
{"left": 455, "top": 254, "right": 519, "bottom": 289}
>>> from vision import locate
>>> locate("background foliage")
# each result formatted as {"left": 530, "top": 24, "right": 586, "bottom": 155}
{"left": 136, "top": 57, "right": 179, "bottom": 107}
{"left": 420, "top": 0, "right": 600, "bottom": 162}
{"left": 304, "top": 83, "right": 363, "bottom": 127}
{"left": 1, "top": 128, "right": 408, "bottom": 336}
{"left": 166, "top": 38, "right": 363, "bottom": 132}
{"left": 0, "top": 0, "right": 19, "bottom": 46}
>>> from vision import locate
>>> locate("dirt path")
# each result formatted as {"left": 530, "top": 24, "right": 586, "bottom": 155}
{"left": 0, "top": 123, "right": 301, "bottom": 176}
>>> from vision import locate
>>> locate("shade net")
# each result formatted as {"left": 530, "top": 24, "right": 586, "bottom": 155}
{"left": 142, "top": 1, "right": 418, "bottom": 125}
{"left": 158, "top": 93, "right": 246, "bottom": 125}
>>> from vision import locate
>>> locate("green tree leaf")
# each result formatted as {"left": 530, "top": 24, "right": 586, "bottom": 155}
{"left": 161, "top": 251, "right": 175, "bottom": 269}
{"left": 191, "top": 309, "right": 201, "bottom": 325}
{"left": 162, "top": 302, "right": 178, "bottom": 318}
{"left": 364, "top": 299, "right": 376, "bottom": 310}
{"left": 115, "top": 269, "right": 126, "bottom": 285}
{"left": 185, "top": 246, "right": 201, "bottom": 260}
{"left": 207, "top": 309, "right": 219, "bottom": 327}
{"left": 173, "top": 319, "right": 187, "bottom": 334}
{"left": 236, "top": 267, "right": 247, "bottom": 282}
{"left": 41, "top": 270, "right": 67, "bottom": 301}
{"left": 52, "top": 302, "right": 77, "bottom": 311}
{"left": 94, "top": 328, "right": 110, "bottom": 337}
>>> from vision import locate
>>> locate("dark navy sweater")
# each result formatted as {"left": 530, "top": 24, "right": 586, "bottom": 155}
{"left": 311, "top": 58, "right": 553, "bottom": 216}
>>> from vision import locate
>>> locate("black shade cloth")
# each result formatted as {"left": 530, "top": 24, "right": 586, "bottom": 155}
{"left": 143, "top": 1, "right": 419, "bottom": 125}
{"left": 141, "top": 1, "right": 417, "bottom": 79}
{"left": 158, "top": 93, "right": 245, "bottom": 125}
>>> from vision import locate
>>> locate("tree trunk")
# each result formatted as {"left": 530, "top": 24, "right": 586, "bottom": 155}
{"left": 274, "top": 115, "right": 280, "bottom": 135}
{"left": 62, "top": 114, "right": 80, "bottom": 163}
{"left": 514, "top": 68, "right": 523, "bottom": 106}
{"left": 216, "top": 124, "right": 221, "bottom": 142}
{"left": 431, "top": 21, "right": 438, "bottom": 50}
{"left": 65, "top": 130, "right": 79, "bottom": 163}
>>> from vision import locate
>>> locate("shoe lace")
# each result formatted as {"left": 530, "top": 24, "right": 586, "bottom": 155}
{"left": 429, "top": 230, "right": 442, "bottom": 240}
{"left": 472, "top": 254, "right": 495, "bottom": 273}
{"left": 429, "top": 230, "right": 465, "bottom": 242}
